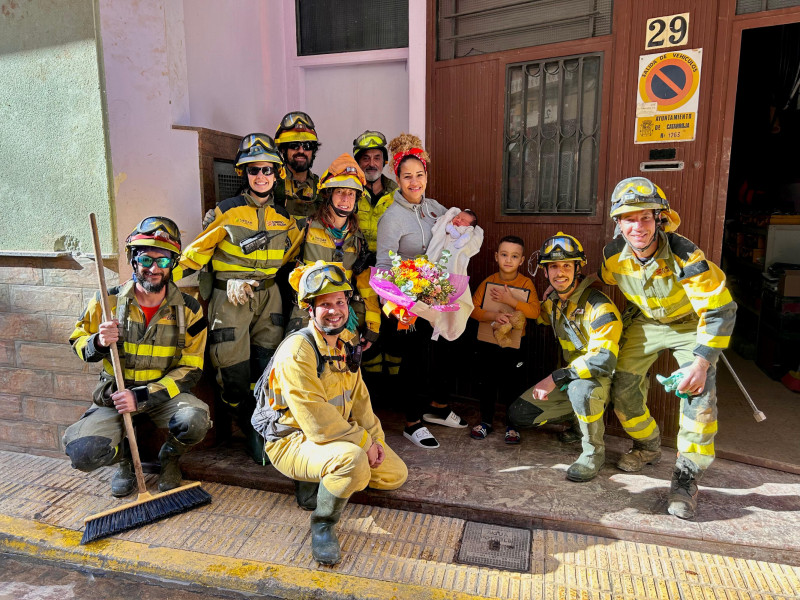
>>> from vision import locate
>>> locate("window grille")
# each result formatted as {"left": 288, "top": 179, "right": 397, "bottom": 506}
{"left": 736, "top": 0, "right": 800, "bottom": 14}
{"left": 437, "top": 0, "right": 612, "bottom": 61}
{"left": 214, "top": 160, "right": 244, "bottom": 203}
{"left": 502, "top": 53, "right": 602, "bottom": 215}
{"left": 296, "top": 0, "right": 408, "bottom": 56}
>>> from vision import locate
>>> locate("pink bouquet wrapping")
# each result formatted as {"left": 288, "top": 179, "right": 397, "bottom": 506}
{"left": 370, "top": 250, "right": 469, "bottom": 329}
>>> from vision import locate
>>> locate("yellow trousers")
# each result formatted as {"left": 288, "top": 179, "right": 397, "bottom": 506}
{"left": 266, "top": 432, "right": 408, "bottom": 499}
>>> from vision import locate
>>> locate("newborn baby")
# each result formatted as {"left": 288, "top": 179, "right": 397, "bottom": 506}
{"left": 445, "top": 209, "right": 477, "bottom": 249}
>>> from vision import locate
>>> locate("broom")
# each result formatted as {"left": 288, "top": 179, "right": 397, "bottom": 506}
{"left": 81, "top": 213, "right": 211, "bottom": 544}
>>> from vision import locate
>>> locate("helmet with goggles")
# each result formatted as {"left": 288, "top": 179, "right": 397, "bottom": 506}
{"left": 235, "top": 133, "right": 285, "bottom": 177}
{"left": 275, "top": 111, "right": 319, "bottom": 145}
{"left": 609, "top": 176, "right": 669, "bottom": 218}
{"left": 353, "top": 130, "right": 388, "bottom": 163}
{"left": 125, "top": 216, "right": 182, "bottom": 263}
{"left": 318, "top": 154, "right": 366, "bottom": 194}
{"left": 290, "top": 261, "right": 353, "bottom": 309}
{"left": 538, "top": 232, "right": 586, "bottom": 267}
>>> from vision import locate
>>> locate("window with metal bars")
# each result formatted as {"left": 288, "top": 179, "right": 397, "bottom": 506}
{"left": 736, "top": 0, "right": 800, "bottom": 14}
{"left": 437, "top": 0, "right": 612, "bottom": 61}
{"left": 296, "top": 0, "right": 408, "bottom": 56}
{"left": 502, "top": 53, "right": 602, "bottom": 215}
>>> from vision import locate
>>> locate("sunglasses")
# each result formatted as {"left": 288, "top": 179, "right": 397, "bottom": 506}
{"left": 246, "top": 165, "right": 276, "bottom": 176}
{"left": 280, "top": 112, "right": 315, "bottom": 130}
{"left": 134, "top": 255, "right": 173, "bottom": 268}
{"left": 285, "top": 141, "right": 318, "bottom": 152}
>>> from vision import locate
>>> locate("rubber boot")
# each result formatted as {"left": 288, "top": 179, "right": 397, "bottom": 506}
{"left": 310, "top": 484, "right": 349, "bottom": 565}
{"left": 294, "top": 480, "right": 319, "bottom": 511}
{"left": 157, "top": 438, "right": 189, "bottom": 492}
{"left": 617, "top": 437, "right": 662, "bottom": 472}
{"left": 566, "top": 419, "right": 605, "bottom": 482}
{"left": 667, "top": 458, "right": 701, "bottom": 520}
{"left": 557, "top": 414, "right": 582, "bottom": 444}
{"left": 111, "top": 440, "right": 136, "bottom": 497}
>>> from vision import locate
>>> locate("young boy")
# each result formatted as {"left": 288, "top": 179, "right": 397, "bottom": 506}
{"left": 470, "top": 236, "right": 541, "bottom": 442}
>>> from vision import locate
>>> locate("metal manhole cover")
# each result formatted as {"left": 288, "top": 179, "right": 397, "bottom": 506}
{"left": 456, "top": 522, "right": 531, "bottom": 572}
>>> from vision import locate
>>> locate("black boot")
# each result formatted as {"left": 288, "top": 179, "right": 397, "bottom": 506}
{"left": 667, "top": 458, "right": 702, "bottom": 519}
{"left": 557, "top": 415, "right": 582, "bottom": 444}
{"left": 157, "top": 438, "right": 188, "bottom": 492}
{"left": 310, "top": 484, "right": 349, "bottom": 565}
{"left": 111, "top": 440, "right": 136, "bottom": 497}
{"left": 294, "top": 480, "right": 319, "bottom": 511}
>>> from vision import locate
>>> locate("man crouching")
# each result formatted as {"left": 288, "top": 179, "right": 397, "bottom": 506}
{"left": 253, "top": 261, "right": 407, "bottom": 565}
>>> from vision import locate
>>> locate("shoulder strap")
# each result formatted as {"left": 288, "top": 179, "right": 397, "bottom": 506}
{"left": 295, "top": 327, "right": 325, "bottom": 378}
{"left": 115, "top": 294, "right": 129, "bottom": 353}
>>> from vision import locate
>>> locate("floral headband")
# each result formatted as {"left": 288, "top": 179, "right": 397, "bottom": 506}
{"left": 392, "top": 148, "right": 427, "bottom": 177}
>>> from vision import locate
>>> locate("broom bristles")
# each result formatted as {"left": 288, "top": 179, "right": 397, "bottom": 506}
{"left": 81, "top": 483, "right": 211, "bottom": 544}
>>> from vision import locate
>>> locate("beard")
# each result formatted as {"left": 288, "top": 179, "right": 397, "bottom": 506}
{"left": 288, "top": 154, "right": 313, "bottom": 173}
{"left": 136, "top": 268, "right": 168, "bottom": 293}
{"left": 364, "top": 168, "right": 381, "bottom": 183}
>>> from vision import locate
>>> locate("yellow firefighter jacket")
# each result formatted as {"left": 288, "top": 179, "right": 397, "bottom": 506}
{"left": 260, "top": 325, "right": 385, "bottom": 449}
{"left": 538, "top": 277, "right": 622, "bottom": 387}
{"left": 274, "top": 172, "right": 321, "bottom": 224}
{"left": 357, "top": 176, "right": 398, "bottom": 253}
{"left": 300, "top": 219, "right": 380, "bottom": 341}
{"left": 69, "top": 280, "right": 207, "bottom": 410}
{"left": 173, "top": 192, "right": 303, "bottom": 282}
{"left": 599, "top": 230, "right": 737, "bottom": 362}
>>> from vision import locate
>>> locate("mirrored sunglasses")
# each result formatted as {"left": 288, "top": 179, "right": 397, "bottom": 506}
{"left": 134, "top": 255, "right": 172, "bottom": 268}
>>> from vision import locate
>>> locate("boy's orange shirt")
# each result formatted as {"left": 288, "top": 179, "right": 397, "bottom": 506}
{"left": 471, "top": 272, "right": 541, "bottom": 336}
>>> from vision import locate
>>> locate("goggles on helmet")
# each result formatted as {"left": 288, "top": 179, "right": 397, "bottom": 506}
{"left": 353, "top": 131, "right": 387, "bottom": 151}
{"left": 136, "top": 216, "right": 180, "bottom": 240}
{"left": 305, "top": 263, "right": 349, "bottom": 295}
{"left": 279, "top": 112, "right": 315, "bottom": 131}
{"left": 125, "top": 216, "right": 182, "bottom": 259}
{"left": 610, "top": 177, "right": 669, "bottom": 217}
{"left": 538, "top": 233, "right": 586, "bottom": 265}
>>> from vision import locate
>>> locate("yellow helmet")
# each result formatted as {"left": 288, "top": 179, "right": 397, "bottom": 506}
{"left": 290, "top": 261, "right": 352, "bottom": 309}
{"left": 124, "top": 216, "right": 182, "bottom": 262}
{"left": 275, "top": 111, "right": 319, "bottom": 145}
{"left": 317, "top": 154, "right": 366, "bottom": 193}
{"left": 353, "top": 130, "right": 388, "bottom": 163}
{"left": 538, "top": 232, "right": 586, "bottom": 267}
{"left": 234, "top": 133, "right": 285, "bottom": 178}
{"left": 609, "top": 177, "right": 669, "bottom": 218}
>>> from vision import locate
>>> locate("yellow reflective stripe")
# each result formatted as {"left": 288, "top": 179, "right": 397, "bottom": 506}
{"left": 677, "top": 439, "right": 715, "bottom": 456}
{"left": 172, "top": 265, "right": 186, "bottom": 280}
{"left": 218, "top": 239, "right": 285, "bottom": 261}
{"left": 619, "top": 410, "right": 653, "bottom": 429}
{"left": 73, "top": 335, "right": 90, "bottom": 357}
{"left": 103, "top": 359, "right": 114, "bottom": 375}
{"left": 159, "top": 376, "right": 180, "bottom": 398}
{"left": 679, "top": 413, "right": 718, "bottom": 435}
{"left": 123, "top": 342, "right": 176, "bottom": 358}
{"left": 211, "top": 260, "right": 277, "bottom": 276}
{"left": 627, "top": 419, "right": 658, "bottom": 439}
{"left": 124, "top": 369, "right": 163, "bottom": 381}
{"left": 589, "top": 338, "right": 618, "bottom": 353}
{"left": 178, "top": 355, "right": 204, "bottom": 368}
{"left": 704, "top": 289, "right": 734, "bottom": 310}
{"left": 698, "top": 334, "right": 730, "bottom": 348}
{"left": 572, "top": 357, "right": 592, "bottom": 379}
{"left": 577, "top": 411, "right": 604, "bottom": 423}
{"left": 358, "top": 429, "right": 369, "bottom": 449}
{"left": 559, "top": 339, "right": 577, "bottom": 351}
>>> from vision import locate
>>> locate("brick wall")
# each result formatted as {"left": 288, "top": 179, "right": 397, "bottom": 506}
{"left": 0, "top": 255, "right": 119, "bottom": 457}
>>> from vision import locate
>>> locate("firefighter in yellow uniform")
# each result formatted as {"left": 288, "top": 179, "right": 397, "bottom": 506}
{"left": 352, "top": 130, "right": 402, "bottom": 382}
{"left": 253, "top": 261, "right": 408, "bottom": 565}
{"left": 508, "top": 233, "right": 622, "bottom": 482}
{"left": 273, "top": 111, "right": 322, "bottom": 227}
{"left": 64, "top": 217, "right": 210, "bottom": 497}
{"left": 286, "top": 154, "right": 381, "bottom": 347}
{"left": 173, "top": 134, "right": 303, "bottom": 462}
{"left": 599, "top": 177, "right": 737, "bottom": 519}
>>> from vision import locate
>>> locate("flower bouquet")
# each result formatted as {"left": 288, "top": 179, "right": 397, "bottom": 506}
{"left": 370, "top": 250, "right": 469, "bottom": 330}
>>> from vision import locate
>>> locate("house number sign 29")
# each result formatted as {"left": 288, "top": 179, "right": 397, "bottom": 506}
{"left": 646, "top": 13, "right": 689, "bottom": 50}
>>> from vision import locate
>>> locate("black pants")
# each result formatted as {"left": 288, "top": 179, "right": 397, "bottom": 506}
{"left": 474, "top": 340, "right": 527, "bottom": 426}
{"left": 393, "top": 319, "right": 455, "bottom": 423}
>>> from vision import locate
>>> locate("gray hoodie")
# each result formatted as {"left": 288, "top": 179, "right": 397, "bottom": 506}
{"left": 375, "top": 189, "right": 448, "bottom": 270}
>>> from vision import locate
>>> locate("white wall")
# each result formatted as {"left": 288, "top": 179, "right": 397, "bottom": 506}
{"left": 99, "top": 0, "right": 202, "bottom": 273}
{"left": 304, "top": 62, "right": 410, "bottom": 175}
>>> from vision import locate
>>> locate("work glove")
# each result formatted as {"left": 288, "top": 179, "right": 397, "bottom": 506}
{"left": 202, "top": 208, "right": 216, "bottom": 230}
{"left": 227, "top": 279, "right": 259, "bottom": 306}
{"left": 656, "top": 370, "right": 690, "bottom": 400}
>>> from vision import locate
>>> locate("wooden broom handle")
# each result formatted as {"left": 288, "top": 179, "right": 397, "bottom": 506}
{"left": 89, "top": 213, "right": 148, "bottom": 495}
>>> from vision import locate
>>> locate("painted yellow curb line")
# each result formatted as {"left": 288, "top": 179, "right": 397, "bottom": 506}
{"left": 0, "top": 514, "right": 498, "bottom": 600}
